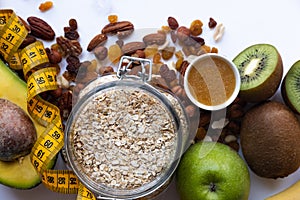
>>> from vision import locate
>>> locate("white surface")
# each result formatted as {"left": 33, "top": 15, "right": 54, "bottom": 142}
{"left": 1, "top": 0, "right": 300, "bottom": 199}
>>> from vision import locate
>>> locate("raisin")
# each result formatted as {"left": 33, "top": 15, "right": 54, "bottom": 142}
{"left": 108, "top": 15, "right": 118, "bottom": 23}
{"left": 66, "top": 55, "right": 81, "bottom": 74}
{"left": 208, "top": 17, "right": 217, "bottom": 28}
{"left": 69, "top": 18, "right": 78, "bottom": 30}
{"left": 64, "top": 29, "right": 80, "bottom": 40}
{"left": 190, "top": 19, "right": 203, "bottom": 36}
{"left": 211, "top": 47, "right": 218, "bottom": 53}
{"left": 167, "top": 16, "right": 179, "bottom": 30}
{"left": 161, "top": 46, "right": 175, "bottom": 60}
{"left": 39, "top": 1, "right": 53, "bottom": 12}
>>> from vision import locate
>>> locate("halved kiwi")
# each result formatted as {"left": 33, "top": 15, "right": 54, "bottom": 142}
{"left": 233, "top": 44, "right": 283, "bottom": 102}
{"left": 281, "top": 60, "right": 300, "bottom": 114}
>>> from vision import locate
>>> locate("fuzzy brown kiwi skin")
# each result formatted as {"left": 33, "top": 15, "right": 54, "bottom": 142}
{"left": 239, "top": 53, "right": 283, "bottom": 103}
{"left": 240, "top": 101, "right": 300, "bottom": 179}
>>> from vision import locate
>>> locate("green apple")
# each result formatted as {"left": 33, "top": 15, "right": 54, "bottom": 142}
{"left": 176, "top": 141, "right": 250, "bottom": 200}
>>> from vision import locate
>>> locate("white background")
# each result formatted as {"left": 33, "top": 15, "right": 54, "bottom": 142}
{"left": 1, "top": 0, "right": 300, "bottom": 199}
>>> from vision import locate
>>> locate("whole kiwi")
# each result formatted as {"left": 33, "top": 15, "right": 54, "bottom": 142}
{"left": 240, "top": 101, "right": 300, "bottom": 179}
{"left": 0, "top": 98, "right": 37, "bottom": 161}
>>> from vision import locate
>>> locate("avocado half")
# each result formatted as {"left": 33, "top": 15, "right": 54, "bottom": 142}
{"left": 0, "top": 59, "right": 56, "bottom": 189}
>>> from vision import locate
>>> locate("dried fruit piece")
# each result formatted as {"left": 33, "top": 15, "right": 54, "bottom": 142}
{"left": 211, "top": 47, "right": 218, "bottom": 53}
{"left": 208, "top": 17, "right": 217, "bottom": 28}
{"left": 190, "top": 19, "right": 203, "bottom": 36}
{"left": 108, "top": 44, "right": 122, "bottom": 64}
{"left": 167, "top": 16, "right": 179, "bottom": 30}
{"left": 39, "top": 1, "right": 53, "bottom": 12}
{"left": 161, "top": 46, "right": 175, "bottom": 60}
{"left": 153, "top": 52, "right": 162, "bottom": 64}
{"left": 108, "top": 15, "right": 118, "bottom": 23}
{"left": 144, "top": 46, "right": 158, "bottom": 58}
{"left": 69, "top": 18, "right": 78, "bottom": 30}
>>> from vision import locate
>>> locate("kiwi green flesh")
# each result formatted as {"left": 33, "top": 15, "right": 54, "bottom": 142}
{"left": 282, "top": 60, "right": 300, "bottom": 114}
{"left": 233, "top": 44, "right": 280, "bottom": 91}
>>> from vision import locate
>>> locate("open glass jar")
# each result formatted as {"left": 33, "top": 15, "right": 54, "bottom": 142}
{"left": 64, "top": 56, "right": 197, "bottom": 199}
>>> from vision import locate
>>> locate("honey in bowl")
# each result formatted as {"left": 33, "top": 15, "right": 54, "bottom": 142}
{"left": 184, "top": 53, "right": 241, "bottom": 111}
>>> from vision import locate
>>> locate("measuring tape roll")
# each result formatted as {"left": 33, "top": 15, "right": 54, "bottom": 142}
{"left": 0, "top": 9, "right": 96, "bottom": 200}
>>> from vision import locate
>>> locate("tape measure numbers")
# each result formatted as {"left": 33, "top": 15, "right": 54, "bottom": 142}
{"left": 0, "top": 9, "right": 96, "bottom": 199}
{"left": 0, "top": 9, "right": 28, "bottom": 62}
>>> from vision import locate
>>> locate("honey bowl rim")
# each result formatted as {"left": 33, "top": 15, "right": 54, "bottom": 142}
{"left": 183, "top": 53, "right": 241, "bottom": 111}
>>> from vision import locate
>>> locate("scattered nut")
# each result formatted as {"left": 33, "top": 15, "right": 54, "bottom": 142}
{"left": 87, "top": 33, "right": 108, "bottom": 52}
{"left": 94, "top": 46, "right": 108, "bottom": 61}
{"left": 213, "top": 23, "right": 225, "bottom": 42}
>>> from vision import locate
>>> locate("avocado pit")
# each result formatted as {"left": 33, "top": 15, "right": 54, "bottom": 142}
{"left": 0, "top": 98, "right": 37, "bottom": 161}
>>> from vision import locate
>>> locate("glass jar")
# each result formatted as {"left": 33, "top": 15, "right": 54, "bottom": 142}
{"left": 64, "top": 56, "right": 196, "bottom": 199}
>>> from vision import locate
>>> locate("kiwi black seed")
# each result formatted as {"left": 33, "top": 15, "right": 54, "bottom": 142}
{"left": 233, "top": 44, "right": 283, "bottom": 102}
{"left": 281, "top": 60, "right": 300, "bottom": 114}
{"left": 0, "top": 98, "right": 37, "bottom": 161}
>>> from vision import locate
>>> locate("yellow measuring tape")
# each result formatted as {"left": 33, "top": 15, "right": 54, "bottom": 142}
{"left": 0, "top": 9, "right": 96, "bottom": 200}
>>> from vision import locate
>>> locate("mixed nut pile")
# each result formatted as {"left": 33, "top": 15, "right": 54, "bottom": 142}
{"left": 16, "top": 14, "right": 246, "bottom": 152}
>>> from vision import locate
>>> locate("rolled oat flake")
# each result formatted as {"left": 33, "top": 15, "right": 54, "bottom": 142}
{"left": 65, "top": 56, "right": 191, "bottom": 199}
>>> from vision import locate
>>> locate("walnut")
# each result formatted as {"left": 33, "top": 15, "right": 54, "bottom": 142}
{"left": 56, "top": 36, "right": 82, "bottom": 57}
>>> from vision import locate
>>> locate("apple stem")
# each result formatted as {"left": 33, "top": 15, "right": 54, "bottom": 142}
{"left": 210, "top": 182, "right": 217, "bottom": 192}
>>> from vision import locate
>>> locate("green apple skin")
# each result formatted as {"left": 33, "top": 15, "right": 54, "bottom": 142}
{"left": 176, "top": 141, "right": 250, "bottom": 200}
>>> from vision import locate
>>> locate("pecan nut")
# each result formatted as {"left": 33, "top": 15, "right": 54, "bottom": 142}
{"left": 27, "top": 16, "right": 55, "bottom": 40}
{"left": 87, "top": 33, "right": 107, "bottom": 52}
{"left": 121, "top": 41, "right": 146, "bottom": 55}
{"left": 101, "top": 21, "right": 134, "bottom": 35}
{"left": 143, "top": 33, "right": 166, "bottom": 46}
{"left": 176, "top": 26, "right": 190, "bottom": 42}
{"left": 19, "top": 35, "right": 36, "bottom": 49}
{"left": 18, "top": 16, "right": 31, "bottom": 33}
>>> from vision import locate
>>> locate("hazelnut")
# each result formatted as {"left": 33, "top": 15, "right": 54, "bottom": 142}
{"left": 185, "top": 105, "right": 196, "bottom": 118}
